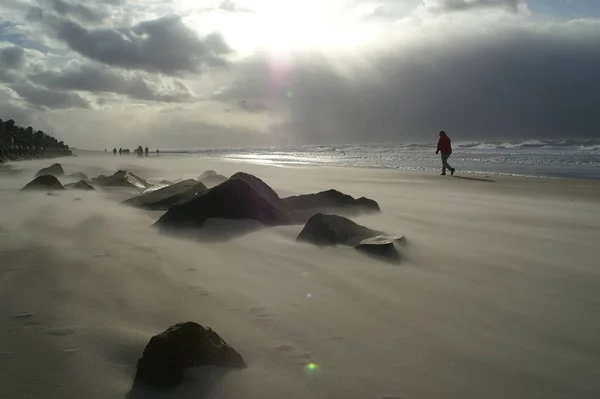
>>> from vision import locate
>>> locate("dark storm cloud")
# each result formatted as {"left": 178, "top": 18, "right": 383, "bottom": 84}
{"left": 46, "top": 0, "right": 107, "bottom": 23}
{"left": 428, "top": 0, "right": 524, "bottom": 13}
{"left": 0, "top": 45, "right": 25, "bottom": 69}
{"left": 10, "top": 82, "right": 92, "bottom": 109}
{"left": 30, "top": 63, "right": 195, "bottom": 102}
{"left": 220, "top": 21, "right": 600, "bottom": 143}
{"left": 52, "top": 15, "right": 231, "bottom": 75}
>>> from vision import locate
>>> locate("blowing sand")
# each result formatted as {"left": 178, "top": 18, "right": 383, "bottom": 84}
{"left": 1, "top": 154, "right": 599, "bottom": 399}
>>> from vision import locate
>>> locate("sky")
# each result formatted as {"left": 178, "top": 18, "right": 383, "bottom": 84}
{"left": 0, "top": 0, "right": 599, "bottom": 149}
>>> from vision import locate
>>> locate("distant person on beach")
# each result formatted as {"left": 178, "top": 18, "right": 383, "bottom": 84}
{"left": 119, "top": 148, "right": 123, "bottom": 155}
{"left": 436, "top": 131, "right": 456, "bottom": 176}
{"left": 156, "top": 149, "right": 160, "bottom": 156}
{"left": 144, "top": 147, "right": 149, "bottom": 157}
{"left": 113, "top": 148, "right": 117, "bottom": 155}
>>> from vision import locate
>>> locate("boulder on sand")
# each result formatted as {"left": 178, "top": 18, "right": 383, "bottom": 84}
{"left": 282, "top": 189, "right": 380, "bottom": 220}
{"left": 297, "top": 214, "right": 405, "bottom": 262}
{"left": 92, "top": 170, "right": 150, "bottom": 189}
{"left": 22, "top": 175, "right": 65, "bottom": 191}
{"left": 64, "top": 180, "right": 95, "bottom": 191}
{"left": 296, "top": 213, "right": 382, "bottom": 246}
{"left": 355, "top": 235, "right": 405, "bottom": 262}
{"left": 35, "top": 163, "right": 64, "bottom": 177}
{"left": 155, "top": 172, "right": 294, "bottom": 230}
{"left": 135, "top": 322, "right": 246, "bottom": 387}
{"left": 197, "top": 170, "right": 228, "bottom": 188}
{"left": 122, "top": 179, "right": 206, "bottom": 210}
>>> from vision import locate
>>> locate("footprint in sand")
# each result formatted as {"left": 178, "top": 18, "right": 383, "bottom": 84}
{"left": 381, "top": 396, "right": 404, "bottom": 399}
{"left": 186, "top": 268, "right": 197, "bottom": 272}
{"left": 249, "top": 307, "right": 272, "bottom": 321}
{"left": 13, "top": 312, "right": 34, "bottom": 319}
{"left": 275, "top": 344, "right": 295, "bottom": 352}
{"left": 187, "top": 286, "right": 210, "bottom": 296}
{"left": 46, "top": 326, "right": 79, "bottom": 336}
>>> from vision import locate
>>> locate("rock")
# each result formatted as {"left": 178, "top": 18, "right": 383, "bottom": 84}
{"left": 354, "top": 235, "right": 405, "bottom": 262}
{"left": 296, "top": 213, "right": 382, "bottom": 246}
{"left": 92, "top": 170, "right": 150, "bottom": 189}
{"left": 22, "top": 175, "right": 65, "bottom": 191}
{"left": 283, "top": 189, "right": 380, "bottom": 220}
{"left": 35, "top": 163, "right": 65, "bottom": 178}
{"left": 197, "top": 170, "right": 228, "bottom": 188}
{"left": 122, "top": 179, "right": 206, "bottom": 210}
{"left": 64, "top": 180, "right": 95, "bottom": 191}
{"left": 135, "top": 322, "right": 246, "bottom": 387}
{"left": 155, "top": 172, "right": 294, "bottom": 230}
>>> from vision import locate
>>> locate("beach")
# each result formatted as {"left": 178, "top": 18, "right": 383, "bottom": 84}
{"left": 1, "top": 153, "right": 600, "bottom": 399}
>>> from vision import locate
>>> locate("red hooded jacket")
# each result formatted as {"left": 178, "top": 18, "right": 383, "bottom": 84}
{"left": 437, "top": 133, "right": 452, "bottom": 155}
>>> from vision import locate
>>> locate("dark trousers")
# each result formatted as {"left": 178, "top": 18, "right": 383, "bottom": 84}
{"left": 441, "top": 153, "right": 453, "bottom": 173}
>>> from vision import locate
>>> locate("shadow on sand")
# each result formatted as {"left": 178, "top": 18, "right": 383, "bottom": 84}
{"left": 126, "top": 367, "right": 230, "bottom": 399}
{"left": 453, "top": 176, "right": 494, "bottom": 183}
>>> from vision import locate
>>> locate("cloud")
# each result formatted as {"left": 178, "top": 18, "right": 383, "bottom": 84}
{"left": 30, "top": 62, "right": 196, "bottom": 102}
{"left": 218, "top": 18, "right": 600, "bottom": 143}
{"left": 424, "top": 0, "right": 525, "bottom": 13}
{"left": 0, "top": 45, "right": 25, "bottom": 69}
{"left": 51, "top": 15, "right": 232, "bottom": 75}
{"left": 218, "top": 0, "right": 254, "bottom": 13}
{"left": 10, "top": 81, "right": 93, "bottom": 110}
{"left": 45, "top": 0, "right": 107, "bottom": 23}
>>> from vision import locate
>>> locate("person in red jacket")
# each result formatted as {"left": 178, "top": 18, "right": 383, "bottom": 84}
{"left": 436, "top": 131, "right": 455, "bottom": 176}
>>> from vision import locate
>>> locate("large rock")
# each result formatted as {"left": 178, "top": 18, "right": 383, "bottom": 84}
{"left": 122, "top": 179, "right": 206, "bottom": 210}
{"left": 155, "top": 172, "right": 294, "bottom": 229}
{"left": 64, "top": 180, "right": 95, "bottom": 191}
{"left": 135, "top": 322, "right": 246, "bottom": 387}
{"left": 197, "top": 170, "right": 228, "bottom": 188}
{"left": 35, "top": 163, "right": 64, "bottom": 177}
{"left": 282, "top": 189, "right": 380, "bottom": 220}
{"left": 296, "top": 213, "right": 382, "bottom": 246}
{"left": 22, "top": 175, "right": 65, "bottom": 191}
{"left": 297, "top": 214, "right": 404, "bottom": 262}
{"left": 92, "top": 170, "right": 150, "bottom": 189}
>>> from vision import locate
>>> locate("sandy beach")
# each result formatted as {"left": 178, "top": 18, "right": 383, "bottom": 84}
{"left": 1, "top": 153, "right": 600, "bottom": 399}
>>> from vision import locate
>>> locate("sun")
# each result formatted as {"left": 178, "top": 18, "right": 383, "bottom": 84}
{"left": 215, "top": 0, "right": 368, "bottom": 56}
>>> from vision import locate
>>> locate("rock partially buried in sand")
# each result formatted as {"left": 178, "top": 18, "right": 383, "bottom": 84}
{"left": 22, "top": 175, "right": 65, "bottom": 191}
{"left": 283, "top": 189, "right": 380, "bottom": 219}
{"left": 197, "top": 170, "right": 228, "bottom": 188}
{"left": 122, "top": 179, "right": 206, "bottom": 210}
{"left": 355, "top": 235, "right": 405, "bottom": 262}
{"left": 35, "top": 163, "right": 64, "bottom": 178}
{"left": 297, "top": 213, "right": 382, "bottom": 246}
{"left": 155, "top": 172, "right": 294, "bottom": 230}
{"left": 135, "top": 322, "right": 246, "bottom": 387}
{"left": 92, "top": 170, "right": 150, "bottom": 189}
{"left": 298, "top": 214, "right": 404, "bottom": 262}
{"left": 64, "top": 180, "right": 95, "bottom": 191}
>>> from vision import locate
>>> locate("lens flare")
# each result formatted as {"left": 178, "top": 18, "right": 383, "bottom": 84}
{"left": 305, "top": 362, "right": 319, "bottom": 371}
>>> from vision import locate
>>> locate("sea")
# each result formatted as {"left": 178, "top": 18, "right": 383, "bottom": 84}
{"left": 165, "top": 139, "right": 600, "bottom": 179}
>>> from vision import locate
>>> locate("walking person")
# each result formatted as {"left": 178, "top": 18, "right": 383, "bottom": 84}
{"left": 436, "top": 131, "right": 456, "bottom": 176}
{"left": 144, "top": 146, "right": 149, "bottom": 157}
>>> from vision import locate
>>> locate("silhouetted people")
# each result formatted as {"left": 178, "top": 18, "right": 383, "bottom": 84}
{"left": 436, "top": 131, "right": 455, "bottom": 176}
{"left": 136, "top": 145, "right": 143, "bottom": 157}
{"left": 105, "top": 148, "right": 107, "bottom": 152}
{"left": 144, "top": 146, "right": 149, "bottom": 157}
{"left": 119, "top": 148, "right": 123, "bottom": 155}
{"left": 156, "top": 148, "right": 159, "bottom": 156}
{"left": 113, "top": 148, "right": 117, "bottom": 155}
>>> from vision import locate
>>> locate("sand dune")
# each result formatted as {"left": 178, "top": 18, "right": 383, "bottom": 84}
{"left": 1, "top": 154, "right": 600, "bottom": 399}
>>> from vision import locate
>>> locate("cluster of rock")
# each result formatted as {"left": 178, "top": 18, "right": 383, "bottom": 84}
{"left": 0, "top": 119, "right": 72, "bottom": 163}
{"left": 20, "top": 164, "right": 406, "bottom": 389}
